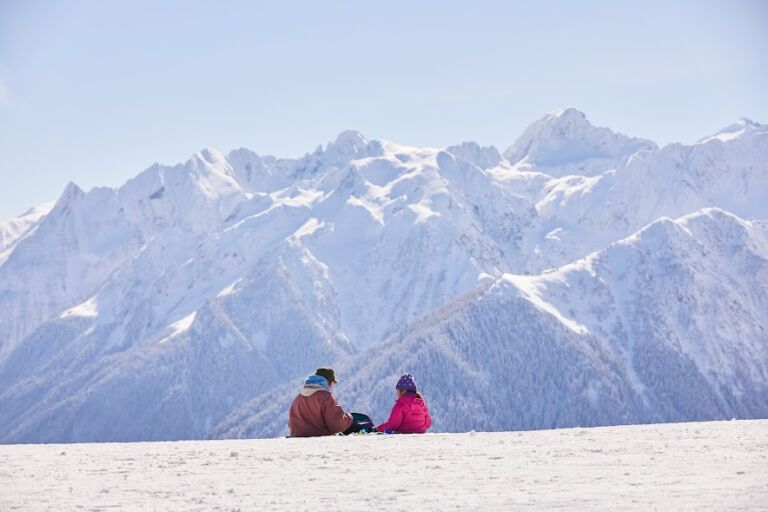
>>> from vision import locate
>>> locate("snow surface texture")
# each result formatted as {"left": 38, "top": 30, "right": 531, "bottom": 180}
{"left": 1, "top": 420, "right": 766, "bottom": 511}
{"left": 1, "top": 109, "right": 767, "bottom": 443}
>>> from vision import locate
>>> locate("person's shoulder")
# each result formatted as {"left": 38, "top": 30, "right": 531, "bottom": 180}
{"left": 317, "top": 389, "right": 335, "bottom": 401}
{"left": 402, "top": 393, "right": 427, "bottom": 407}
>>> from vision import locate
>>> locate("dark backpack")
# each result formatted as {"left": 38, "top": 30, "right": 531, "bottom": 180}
{"left": 342, "top": 412, "right": 375, "bottom": 435}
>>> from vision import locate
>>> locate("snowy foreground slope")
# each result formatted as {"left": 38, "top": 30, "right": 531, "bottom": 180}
{"left": 1, "top": 109, "right": 767, "bottom": 442}
{"left": 2, "top": 420, "right": 767, "bottom": 511}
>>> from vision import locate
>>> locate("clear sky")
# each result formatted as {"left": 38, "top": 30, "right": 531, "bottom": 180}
{"left": 0, "top": 0, "right": 766, "bottom": 220}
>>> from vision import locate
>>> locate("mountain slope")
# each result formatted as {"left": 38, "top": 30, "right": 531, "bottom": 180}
{"left": 0, "top": 133, "right": 529, "bottom": 442}
{"left": 213, "top": 208, "right": 768, "bottom": 438}
{"left": 0, "top": 203, "right": 53, "bottom": 265}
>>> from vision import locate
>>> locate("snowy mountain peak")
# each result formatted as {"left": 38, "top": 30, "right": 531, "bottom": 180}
{"left": 193, "top": 147, "right": 229, "bottom": 167}
{"left": 0, "top": 202, "right": 54, "bottom": 265}
{"left": 736, "top": 117, "right": 761, "bottom": 128}
{"left": 0, "top": 202, "right": 53, "bottom": 227}
{"left": 504, "top": 108, "right": 657, "bottom": 176}
{"left": 323, "top": 130, "right": 383, "bottom": 161}
{"left": 696, "top": 117, "right": 766, "bottom": 145}
{"left": 62, "top": 181, "right": 85, "bottom": 197}
{"left": 445, "top": 141, "right": 502, "bottom": 169}
{"left": 545, "top": 106, "right": 590, "bottom": 124}
{"left": 186, "top": 147, "right": 238, "bottom": 181}
{"left": 332, "top": 129, "right": 369, "bottom": 150}
{"left": 510, "top": 107, "right": 596, "bottom": 149}
{"left": 52, "top": 182, "right": 86, "bottom": 210}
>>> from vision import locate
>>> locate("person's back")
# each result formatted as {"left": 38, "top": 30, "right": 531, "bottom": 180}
{"left": 378, "top": 392, "right": 432, "bottom": 434}
{"left": 376, "top": 373, "right": 432, "bottom": 434}
{"left": 289, "top": 369, "right": 353, "bottom": 437}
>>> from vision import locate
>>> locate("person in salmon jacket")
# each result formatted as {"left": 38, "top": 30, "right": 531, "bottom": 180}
{"left": 289, "top": 368, "right": 353, "bottom": 437}
{"left": 376, "top": 373, "right": 432, "bottom": 434}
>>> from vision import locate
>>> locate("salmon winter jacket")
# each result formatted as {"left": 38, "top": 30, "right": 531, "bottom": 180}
{"left": 376, "top": 392, "right": 432, "bottom": 434}
{"left": 289, "top": 375, "right": 353, "bottom": 437}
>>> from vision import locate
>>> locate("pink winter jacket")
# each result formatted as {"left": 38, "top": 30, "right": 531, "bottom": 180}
{"left": 376, "top": 393, "right": 432, "bottom": 434}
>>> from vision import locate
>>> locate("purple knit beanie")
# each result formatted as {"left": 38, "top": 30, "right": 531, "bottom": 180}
{"left": 395, "top": 373, "right": 417, "bottom": 392}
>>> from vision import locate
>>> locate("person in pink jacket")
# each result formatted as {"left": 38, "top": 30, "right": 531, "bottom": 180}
{"left": 376, "top": 373, "right": 432, "bottom": 434}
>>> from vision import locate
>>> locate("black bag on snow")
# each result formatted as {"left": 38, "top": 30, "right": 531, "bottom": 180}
{"left": 342, "top": 412, "right": 375, "bottom": 435}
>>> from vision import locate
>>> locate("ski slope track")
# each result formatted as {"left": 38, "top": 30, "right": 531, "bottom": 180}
{"left": 1, "top": 420, "right": 766, "bottom": 511}
{"left": 0, "top": 109, "right": 767, "bottom": 443}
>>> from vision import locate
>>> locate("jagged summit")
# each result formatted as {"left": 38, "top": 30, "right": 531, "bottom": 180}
{"left": 504, "top": 108, "right": 657, "bottom": 176}
{"left": 0, "top": 202, "right": 55, "bottom": 265}
{"left": 192, "top": 147, "right": 229, "bottom": 166}
{"left": 331, "top": 129, "right": 369, "bottom": 151}
{"left": 51, "top": 182, "right": 86, "bottom": 211}
{"left": 321, "top": 129, "right": 383, "bottom": 162}
{"left": 503, "top": 108, "right": 593, "bottom": 161}
{"left": 543, "top": 106, "right": 591, "bottom": 125}
{"left": 696, "top": 117, "right": 767, "bottom": 145}
{"left": 445, "top": 141, "right": 502, "bottom": 169}
{"left": 736, "top": 117, "right": 761, "bottom": 127}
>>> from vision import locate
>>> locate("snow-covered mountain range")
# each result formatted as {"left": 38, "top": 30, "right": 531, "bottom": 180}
{"left": 1, "top": 108, "right": 766, "bottom": 443}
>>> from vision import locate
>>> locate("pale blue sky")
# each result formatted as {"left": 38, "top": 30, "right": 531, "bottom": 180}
{"left": 0, "top": 0, "right": 766, "bottom": 219}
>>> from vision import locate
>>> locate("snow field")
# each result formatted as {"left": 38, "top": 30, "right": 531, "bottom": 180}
{"left": 1, "top": 419, "right": 766, "bottom": 511}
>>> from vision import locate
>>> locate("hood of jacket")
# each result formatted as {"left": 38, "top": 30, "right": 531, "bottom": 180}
{"left": 398, "top": 392, "right": 425, "bottom": 408}
{"left": 300, "top": 374, "right": 330, "bottom": 397}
